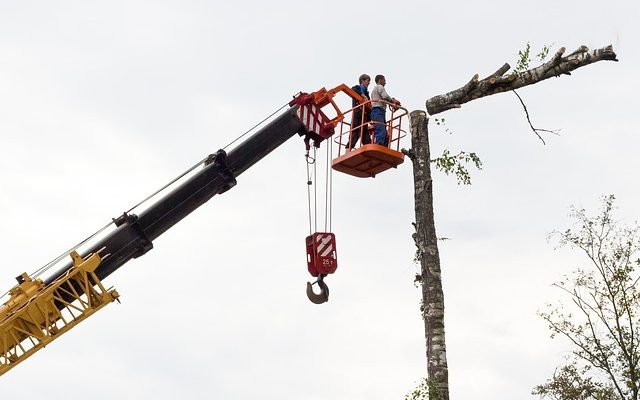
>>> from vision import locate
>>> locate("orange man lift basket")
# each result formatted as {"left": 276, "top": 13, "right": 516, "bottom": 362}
{"left": 332, "top": 100, "right": 408, "bottom": 178}
{"left": 330, "top": 91, "right": 408, "bottom": 178}
{"left": 293, "top": 84, "right": 408, "bottom": 179}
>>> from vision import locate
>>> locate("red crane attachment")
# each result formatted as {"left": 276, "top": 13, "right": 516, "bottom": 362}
{"left": 305, "top": 232, "right": 337, "bottom": 304}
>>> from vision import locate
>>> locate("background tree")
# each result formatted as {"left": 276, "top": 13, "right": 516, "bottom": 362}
{"left": 534, "top": 195, "right": 640, "bottom": 400}
{"left": 406, "top": 45, "right": 618, "bottom": 400}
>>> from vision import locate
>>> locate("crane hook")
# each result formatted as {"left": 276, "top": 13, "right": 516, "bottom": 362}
{"left": 306, "top": 275, "right": 329, "bottom": 304}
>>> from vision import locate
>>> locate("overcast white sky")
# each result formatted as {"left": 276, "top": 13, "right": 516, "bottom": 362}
{"left": 0, "top": 1, "right": 638, "bottom": 399}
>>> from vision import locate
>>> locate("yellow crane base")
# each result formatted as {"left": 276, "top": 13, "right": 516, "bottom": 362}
{"left": 0, "top": 250, "right": 119, "bottom": 376}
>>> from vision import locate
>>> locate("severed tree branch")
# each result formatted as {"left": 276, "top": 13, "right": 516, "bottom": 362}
{"left": 426, "top": 45, "right": 618, "bottom": 115}
{"left": 512, "top": 90, "right": 561, "bottom": 145}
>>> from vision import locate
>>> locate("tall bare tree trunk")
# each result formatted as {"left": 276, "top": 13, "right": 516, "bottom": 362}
{"left": 407, "top": 110, "right": 449, "bottom": 400}
{"left": 399, "top": 44, "right": 615, "bottom": 399}
{"left": 403, "top": 45, "right": 615, "bottom": 399}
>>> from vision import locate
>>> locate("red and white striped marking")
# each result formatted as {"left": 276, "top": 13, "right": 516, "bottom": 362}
{"left": 316, "top": 234, "right": 334, "bottom": 258}
{"left": 297, "top": 104, "right": 323, "bottom": 136}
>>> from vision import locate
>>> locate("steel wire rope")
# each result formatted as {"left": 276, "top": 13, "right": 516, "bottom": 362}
{"left": 324, "top": 140, "right": 329, "bottom": 232}
{"left": 22, "top": 102, "right": 291, "bottom": 287}
{"left": 125, "top": 101, "right": 289, "bottom": 215}
{"left": 221, "top": 102, "right": 289, "bottom": 151}
{"left": 29, "top": 221, "right": 114, "bottom": 280}
{"left": 313, "top": 147, "right": 317, "bottom": 232}
{"left": 329, "top": 137, "right": 334, "bottom": 232}
{"left": 305, "top": 154, "right": 314, "bottom": 236}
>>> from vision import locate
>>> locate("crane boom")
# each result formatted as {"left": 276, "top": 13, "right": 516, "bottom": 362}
{"left": 0, "top": 100, "right": 313, "bottom": 376}
{"left": 45, "top": 106, "right": 305, "bottom": 285}
{"left": 0, "top": 84, "right": 396, "bottom": 376}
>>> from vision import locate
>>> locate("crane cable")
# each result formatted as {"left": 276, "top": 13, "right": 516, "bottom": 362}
{"left": 324, "top": 137, "right": 334, "bottom": 232}
{"left": 329, "top": 137, "right": 334, "bottom": 232}
{"left": 20, "top": 102, "right": 291, "bottom": 287}
{"left": 305, "top": 138, "right": 334, "bottom": 237}
{"left": 305, "top": 155, "right": 313, "bottom": 235}
{"left": 305, "top": 148, "right": 317, "bottom": 235}
{"left": 28, "top": 154, "right": 209, "bottom": 282}
{"left": 221, "top": 102, "right": 289, "bottom": 151}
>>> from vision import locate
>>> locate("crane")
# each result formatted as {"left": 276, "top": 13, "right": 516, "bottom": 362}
{"left": 0, "top": 84, "right": 408, "bottom": 376}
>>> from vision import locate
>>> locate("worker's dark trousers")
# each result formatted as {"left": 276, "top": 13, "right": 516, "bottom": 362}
{"left": 349, "top": 111, "right": 371, "bottom": 148}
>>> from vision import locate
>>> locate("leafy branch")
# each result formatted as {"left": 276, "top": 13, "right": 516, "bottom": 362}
{"left": 431, "top": 149, "right": 483, "bottom": 185}
{"left": 514, "top": 42, "right": 553, "bottom": 73}
{"left": 405, "top": 378, "right": 445, "bottom": 400}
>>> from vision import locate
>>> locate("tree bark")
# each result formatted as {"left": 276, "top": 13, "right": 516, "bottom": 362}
{"left": 406, "top": 110, "right": 449, "bottom": 400}
{"left": 426, "top": 45, "right": 618, "bottom": 115}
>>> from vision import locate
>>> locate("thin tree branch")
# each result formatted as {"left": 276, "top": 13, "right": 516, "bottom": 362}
{"left": 511, "top": 90, "right": 561, "bottom": 145}
{"left": 571, "top": 293, "right": 627, "bottom": 399}
{"left": 550, "top": 281, "right": 629, "bottom": 397}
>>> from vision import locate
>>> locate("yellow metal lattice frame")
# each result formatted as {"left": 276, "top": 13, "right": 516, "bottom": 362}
{"left": 0, "top": 250, "right": 119, "bottom": 376}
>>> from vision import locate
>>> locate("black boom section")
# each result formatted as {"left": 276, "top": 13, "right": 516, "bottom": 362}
{"left": 45, "top": 106, "right": 304, "bottom": 285}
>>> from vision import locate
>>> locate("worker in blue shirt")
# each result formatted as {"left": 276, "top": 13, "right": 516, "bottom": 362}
{"left": 347, "top": 74, "right": 371, "bottom": 150}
